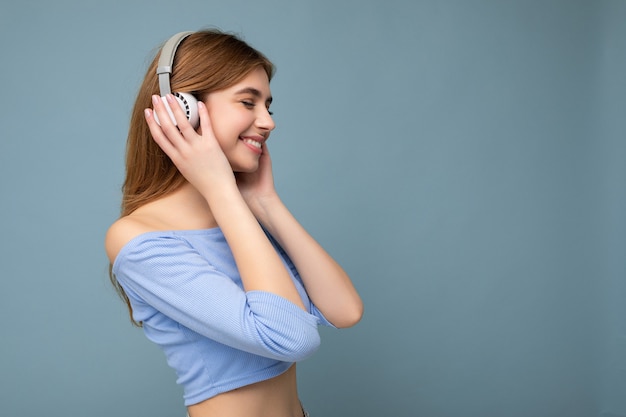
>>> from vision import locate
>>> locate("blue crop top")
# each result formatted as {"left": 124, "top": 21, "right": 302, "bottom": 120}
{"left": 112, "top": 228, "right": 333, "bottom": 406}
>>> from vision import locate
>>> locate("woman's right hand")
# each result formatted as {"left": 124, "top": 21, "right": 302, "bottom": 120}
{"left": 144, "top": 94, "right": 236, "bottom": 196}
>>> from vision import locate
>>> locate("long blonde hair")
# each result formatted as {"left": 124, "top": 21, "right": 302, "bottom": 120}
{"left": 111, "top": 29, "right": 275, "bottom": 325}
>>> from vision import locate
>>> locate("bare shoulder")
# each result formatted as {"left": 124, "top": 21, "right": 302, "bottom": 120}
{"left": 105, "top": 216, "right": 156, "bottom": 264}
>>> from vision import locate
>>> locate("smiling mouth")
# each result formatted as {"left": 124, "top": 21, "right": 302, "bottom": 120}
{"left": 241, "top": 138, "right": 262, "bottom": 149}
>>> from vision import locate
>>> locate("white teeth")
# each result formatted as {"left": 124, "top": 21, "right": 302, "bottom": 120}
{"left": 242, "top": 138, "right": 262, "bottom": 148}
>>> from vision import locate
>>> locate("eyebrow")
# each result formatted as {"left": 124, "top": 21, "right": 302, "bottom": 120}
{"left": 235, "top": 87, "right": 273, "bottom": 104}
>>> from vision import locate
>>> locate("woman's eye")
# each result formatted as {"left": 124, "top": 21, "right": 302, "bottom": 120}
{"left": 241, "top": 100, "right": 273, "bottom": 115}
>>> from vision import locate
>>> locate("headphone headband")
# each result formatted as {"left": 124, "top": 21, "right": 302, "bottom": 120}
{"left": 156, "top": 31, "right": 194, "bottom": 96}
{"left": 153, "top": 31, "right": 200, "bottom": 128}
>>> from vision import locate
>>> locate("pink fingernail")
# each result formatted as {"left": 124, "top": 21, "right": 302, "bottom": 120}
{"left": 152, "top": 95, "right": 160, "bottom": 105}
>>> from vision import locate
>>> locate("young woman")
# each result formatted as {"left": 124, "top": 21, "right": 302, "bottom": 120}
{"left": 105, "top": 29, "right": 363, "bottom": 417}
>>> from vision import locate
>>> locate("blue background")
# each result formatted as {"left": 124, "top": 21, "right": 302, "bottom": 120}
{"left": 1, "top": 1, "right": 624, "bottom": 416}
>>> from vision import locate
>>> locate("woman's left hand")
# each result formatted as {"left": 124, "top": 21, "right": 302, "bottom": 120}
{"left": 236, "top": 144, "right": 279, "bottom": 218}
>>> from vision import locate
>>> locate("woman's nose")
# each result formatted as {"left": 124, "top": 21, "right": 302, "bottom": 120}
{"left": 257, "top": 108, "right": 275, "bottom": 131}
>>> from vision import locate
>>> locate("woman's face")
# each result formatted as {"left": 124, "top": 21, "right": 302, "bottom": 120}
{"left": 202, "top": 67, "right": 275, "bottom": 173}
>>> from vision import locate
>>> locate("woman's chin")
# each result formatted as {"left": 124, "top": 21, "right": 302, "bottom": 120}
{"left": 232, "top": 162, "right": 259, "bottom": 174}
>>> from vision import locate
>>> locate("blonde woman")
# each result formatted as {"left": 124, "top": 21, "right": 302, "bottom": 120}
{"left": 105, "top": 30, "right": 363, "bottom": 417}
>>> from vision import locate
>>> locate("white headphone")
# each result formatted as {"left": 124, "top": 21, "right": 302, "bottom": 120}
{"left": 154, "top": 31, "right": 200, "bottom": 128}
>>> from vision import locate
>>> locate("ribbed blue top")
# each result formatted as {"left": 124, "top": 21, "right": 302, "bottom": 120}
{"left": 112, "top": 228, "right": 332, "bottom": 405}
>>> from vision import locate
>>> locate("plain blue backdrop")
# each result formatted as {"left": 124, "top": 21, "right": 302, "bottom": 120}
{"left": 0, "top": 1, "right": 624, "bottom": 416}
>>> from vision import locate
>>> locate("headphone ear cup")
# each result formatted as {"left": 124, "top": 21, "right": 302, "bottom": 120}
{"left": 174, "top": 92, "right": 199, "bottom": 129}
{"left": 153, "top": 92, "right": 199, "bottom": 128}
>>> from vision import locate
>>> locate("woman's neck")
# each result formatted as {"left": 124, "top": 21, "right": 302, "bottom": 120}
{"left": 130, "top": 182, "right": 218, "bottom": 231}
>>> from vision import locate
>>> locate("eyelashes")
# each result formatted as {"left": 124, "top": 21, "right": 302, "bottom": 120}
{"left": 241, "top": 100, "right": 273, "bottom": 115}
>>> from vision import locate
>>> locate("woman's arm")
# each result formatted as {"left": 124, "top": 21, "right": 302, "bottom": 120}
{"left": 258, "top": 197, "right": 363, "bottom": 328}
{"left": 145, "top": 95, "right": 305, "bottom": 310}
{"left": 237, "top": 147, "right": 364, "bottom": 328}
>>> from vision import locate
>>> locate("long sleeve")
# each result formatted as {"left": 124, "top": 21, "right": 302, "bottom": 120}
{"left": 113, "top": 230, "right": 322, "bottom": 362}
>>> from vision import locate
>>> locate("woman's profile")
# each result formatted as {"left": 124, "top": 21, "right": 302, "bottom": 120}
{"left": 105, "top": 29, "right": 363, "bottom": 417}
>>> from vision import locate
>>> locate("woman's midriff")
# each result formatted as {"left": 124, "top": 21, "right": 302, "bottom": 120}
{"left": 187, "top": 364, "right": 303, "bottom": 417}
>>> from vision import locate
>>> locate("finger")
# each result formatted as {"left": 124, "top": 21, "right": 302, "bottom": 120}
{"left": 164, "top": 94, "right": 191, "bottom": 129}
{"left": 197, "top": 101, "right": 213, "bottom": 138}
{"left": 158, "top": 94, "right": 193, "bottom": 141}
{"left": 156, "top": 94, "right": 197, "bottom": 147}
{"left": 151, "top": 94, "right": 176, "bottom": 130}
{"left": 166, "top": 94, "right": 210, "bottom": 146}
{"left": 144, "top": 104, "right": 177, "bottom": 157}
{"left": 195, "top": 101, "right": 222, "bottom": 153}
{"left": 147, "top": 95, "right": 189, "bottom": 161}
